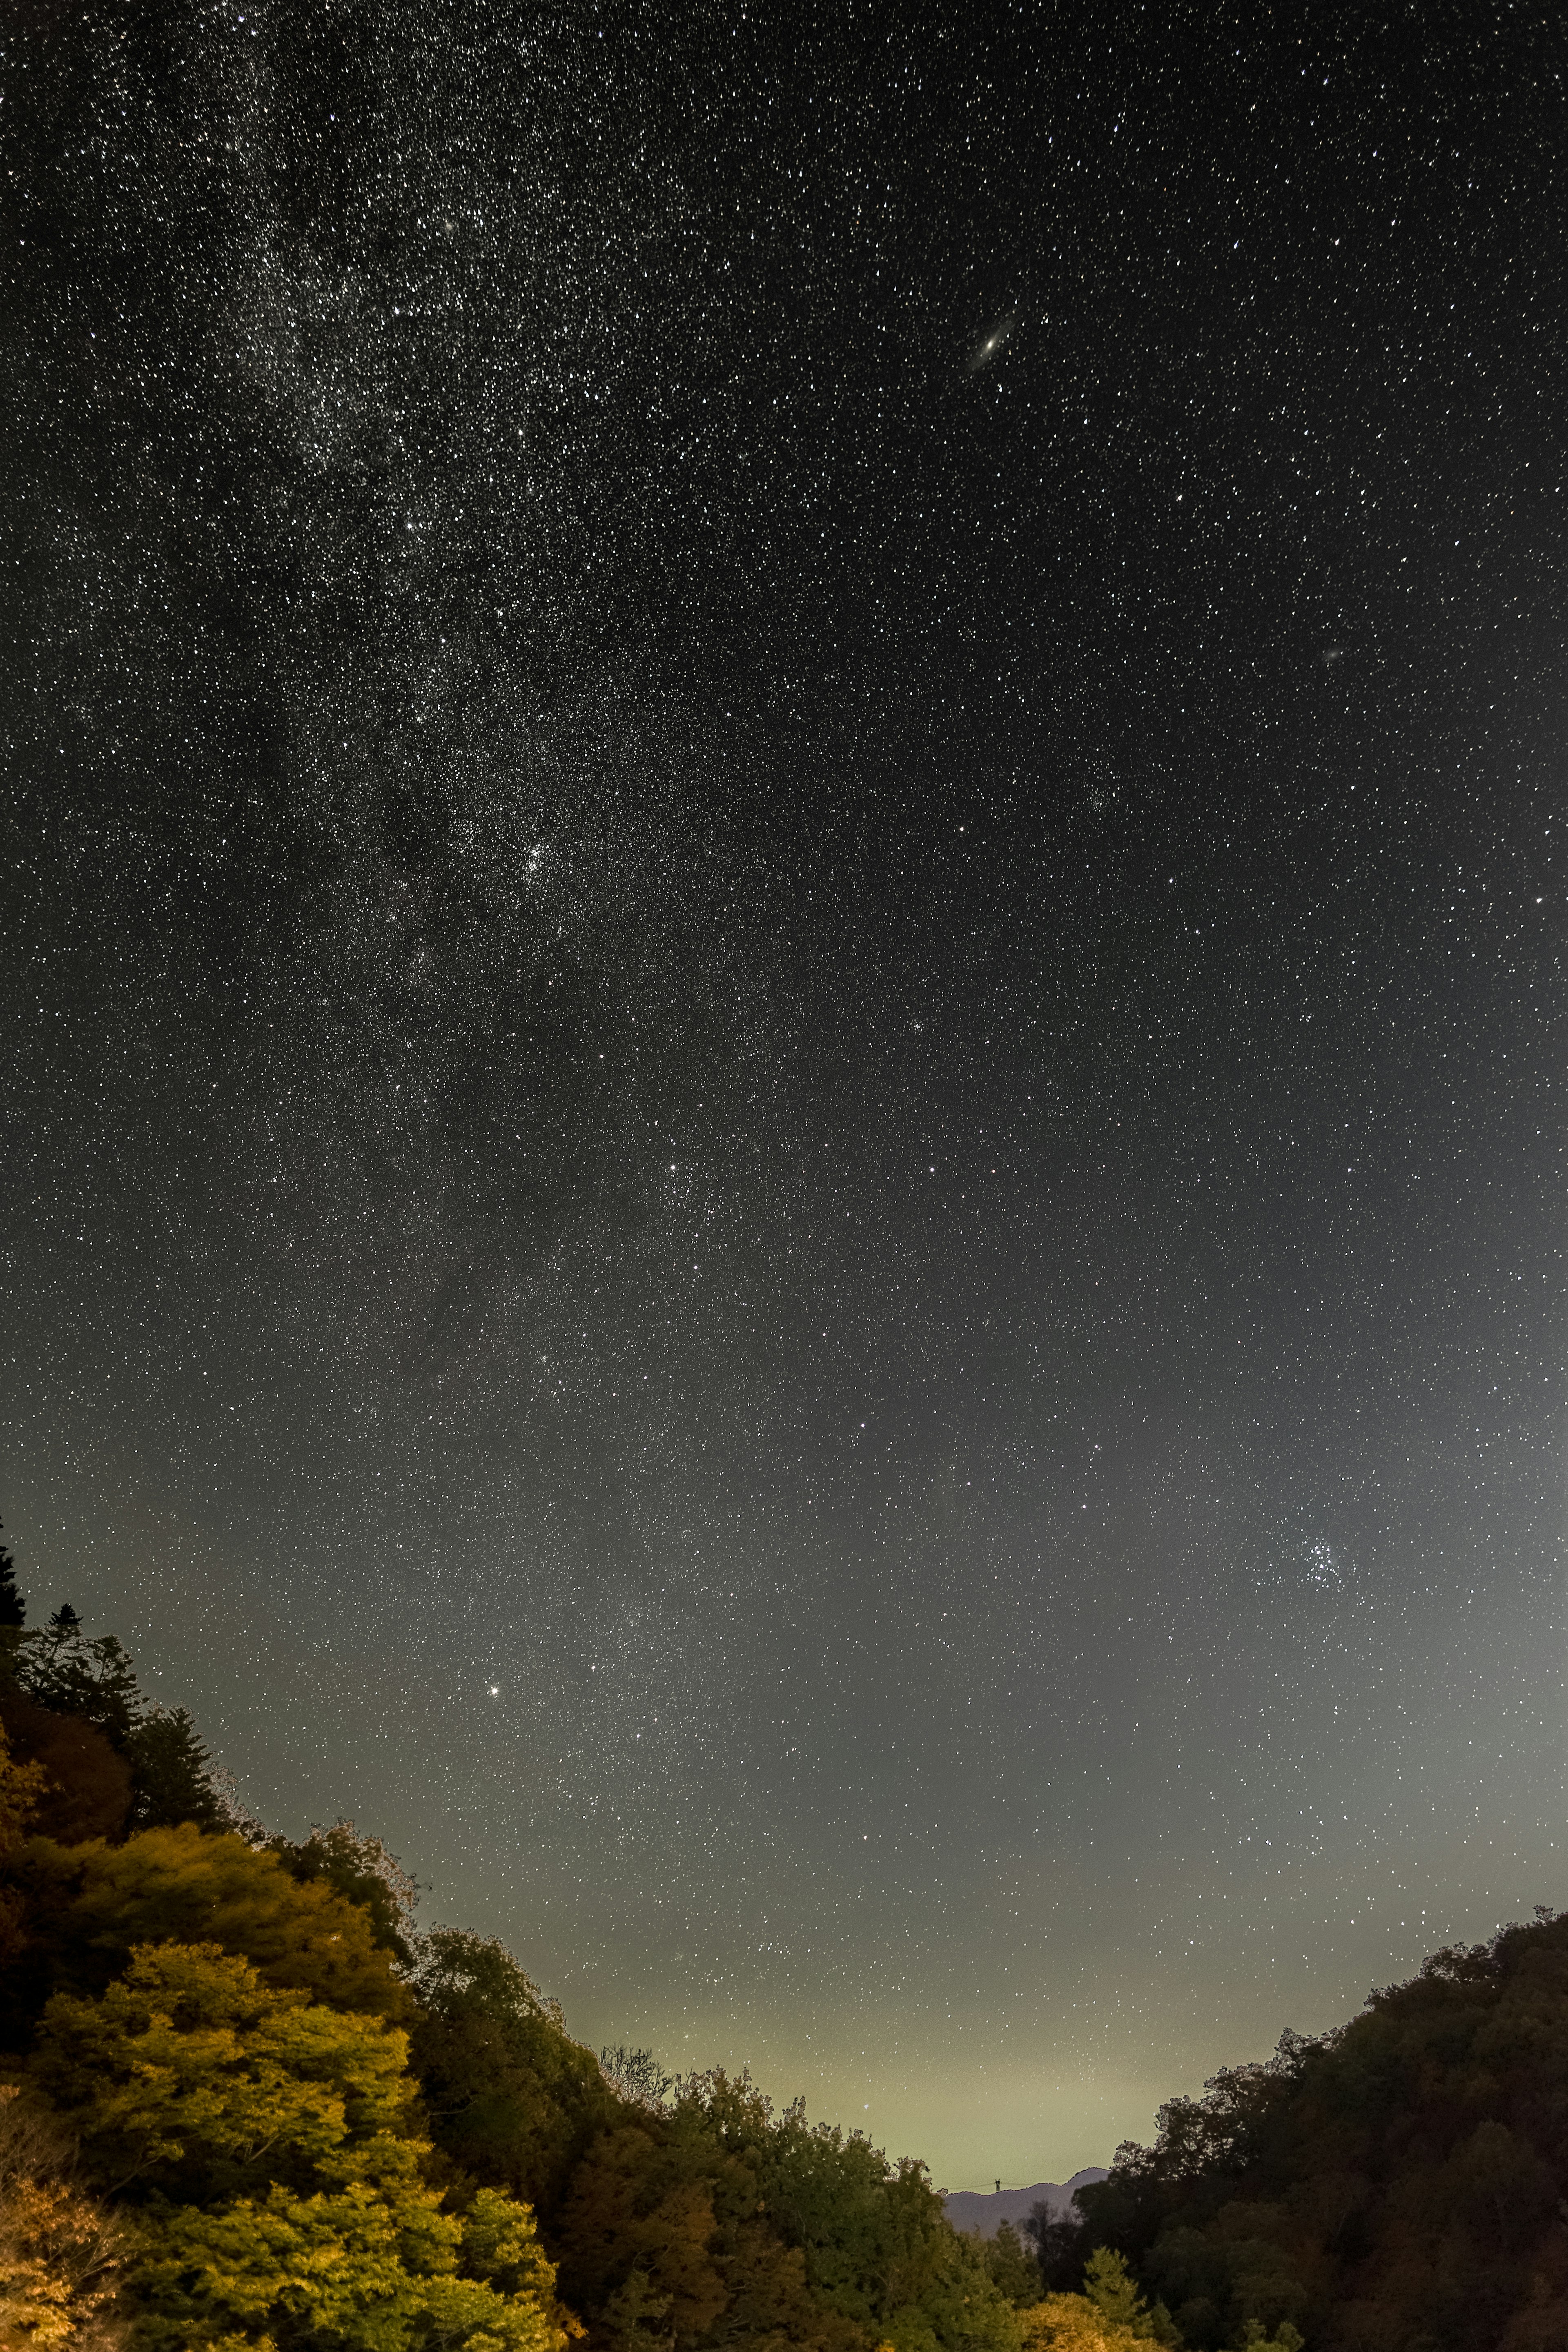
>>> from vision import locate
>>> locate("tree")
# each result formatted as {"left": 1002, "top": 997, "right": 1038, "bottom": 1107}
{"left": 1080, "top": 2252, "right": 1181, "bottom": 2349}
{"left": 1018, "top": 2297, "right": 1136, "bottom": 2352}
{"left": 0, "top": 1689, "right": 133, "bottom": 1851}
{"left": 557, "top": 2068, "right": 1022, "bottom": 2352}
{"left": 9, "top": 1614, "right": 241, "bottom": 1839}
{"left": 0, "top": 1719, "right": 52, "bottom": 1967}
{"left": 29, "top": 1939, "right": 573, "bottom": 2352}
{"left": 1071, "top": 1912, "right": 1568, "bottom": 2351}
{"left": 122, "top": 1708, "right": 232, "bottom": 1835}
{"left": 601, "top": 2047, "right": 675, "bottom": 2111}
{"left": 1023, "top": 2202, "right": 1086, "bottom": 2295}
{"left": 558, "top": 2078, "right": 873, "bottom": 2352}
{"left": 0, "top": 2085, "right": 122, "bottom": 2348}
{"left": 2, "top": 1822, "right": 415, "bottom": 2047}
{"left": 557, "top": 2118, "right": 729, "bottom": 2347}
{"left": 13, "top": 1606, "right": 243, "bottom": 1838}
{"left": 0, "top": 1525, "right": 24, "bottom": 1630}
{"left": 0, "top": 1720, "right": 50, "bottom": 1860}
{"left": 753, "top": 2079, "right": 1022, "bottom": 2352}
{"left": 29, "top": 1939, "right": 411, "bottom": 2200}
{"left": 267, "top": 1820, "right": 420, "bottom": 1962}
{"left": 976, "top": 2221, "right": 1045, "bottom": 2310}
{"left": 18, "top": 1628, "right": 141, "bottom": 1751}
{"left": 410, "top": 1929, "right": 617, "bottom": 2214}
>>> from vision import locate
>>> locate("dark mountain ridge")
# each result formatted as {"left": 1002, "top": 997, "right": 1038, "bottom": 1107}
{"left": 944, "top": 2172, "right": 1111, "bottom": 2235}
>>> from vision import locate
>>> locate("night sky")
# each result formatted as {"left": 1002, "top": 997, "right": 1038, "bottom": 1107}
{"left": 3, "top": 3, "right": 1565, "bottom": 2189}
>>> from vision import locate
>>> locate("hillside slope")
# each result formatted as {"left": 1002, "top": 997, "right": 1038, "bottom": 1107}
{"left": 1075, "top": 1912, "right": 1568, "bottom": 2352}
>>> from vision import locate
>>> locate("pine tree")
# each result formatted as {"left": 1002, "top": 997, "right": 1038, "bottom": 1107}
{"left": 1083, "top": 2249, "right": 1154, "bottom": 2334}
{"left": 20, "top": 1624, "right": 143, "bottom": 1747}
{"left": 123, "top": 1706, "right": 231, "bottom": 1833}
{"left": 0, "top": 1527, "right": 24, "bottom": 1630}
{"left": 1081, "top": 2250, "right": 1182, "bottom": 2347}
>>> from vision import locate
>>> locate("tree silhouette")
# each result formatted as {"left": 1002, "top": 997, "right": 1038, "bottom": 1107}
{"left": 0, "top": 1526, "right": 24, "bottom": 1630}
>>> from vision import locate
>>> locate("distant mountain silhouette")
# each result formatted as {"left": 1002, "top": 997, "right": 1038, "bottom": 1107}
{"left": 941, "top": 2169, "right": 1109, "bottom": 2234}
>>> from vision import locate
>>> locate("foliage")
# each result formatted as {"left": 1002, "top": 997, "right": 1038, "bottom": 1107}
{"left": 1024, "top": 2205, "right": 1086, "bottom": 2295}
{"left": 1080, "top": 2250, "right": 1179, "bottom": 2347}
{"left": 0, "top": 1688, "right": 133, "bottom": 1849}
{"left": 1073, "top": 1911, "right": 1568, "bottom": 2352}
{"left": 27, "top": 1588, "right": 1568, "bottom": 2352}
{"left": 410, "top": 1929, "right": 618, "bottom": 2216}
{"left": 1019, "top": 2294, "right": 1140, "bottom": 2352}
{"left": 558, "top": 2069, "right": 1022, "bottom": 2352}
{"left": 974, "top": 2220, "right": 1045, "bottom": 2310}
{"left": 1013, "top": 2248, "right": 1185, "bottom": 2352}
{"left": 1, "top": 1595, "right": 1029, "bottom": 2351}
{"left": 6, "top": 1612, "right": 237, "bottom": 1847}
{"left": 0, "top": 2082, "right": 123, "bottom": 2348}
{"left": 1, "top": 1824, "right": 414, "bottom": 2046}
{"left": 600, "top": 2048, "right": 674, "bottom": 2113}
{"left": 1, "top": 1720, "right": 51, "bottom": 1860}
{"left": 29, "top": 1939, "right": 412, "bottom": 2200}
{"left": 28, "top": 1939, "right": 572, "bottom": 2352}
{"left": 0, "top": 1718, "right": 53, "bottom": 1966}
{"left": 17, "top": 1629, "right": 144, "bottom": 1751}
{"left": 267, "top": 1820, "right": 421, "bottom": 1964}
{"left": 121, "top": 1710, "right": 231, "bottom": 1836}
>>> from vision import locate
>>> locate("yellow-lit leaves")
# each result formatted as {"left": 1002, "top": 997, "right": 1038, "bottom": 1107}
{"left": 31, "top": 1942, "right": 409, "bottom": 2196}
{"left": 29, "top": 1940, "right": 573, "bottom": 2352}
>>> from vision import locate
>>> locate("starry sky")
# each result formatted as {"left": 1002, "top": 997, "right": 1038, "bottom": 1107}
{"left": 3, "top": 2, "right": 1566, "bottom": 2188}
